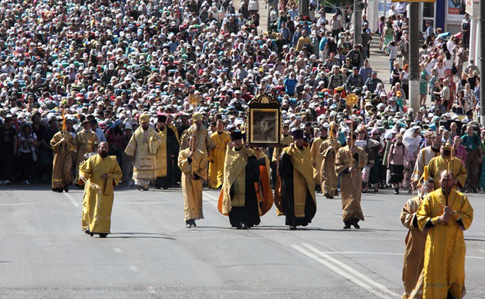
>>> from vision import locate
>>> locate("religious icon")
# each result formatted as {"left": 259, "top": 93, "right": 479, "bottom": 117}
{"left": 247, "top": 94, "right": 281, "bottom": 146}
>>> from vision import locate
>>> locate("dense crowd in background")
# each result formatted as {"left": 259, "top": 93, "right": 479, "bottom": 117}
{"left": 0, "top": 0, "right": 483, "bottom": 193}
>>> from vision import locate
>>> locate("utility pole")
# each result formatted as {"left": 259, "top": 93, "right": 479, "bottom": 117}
{"left": 354, "top": 0, "right": 363, "bottom": 45}
{"left": 409, "top": 2, "right": 420, "bottom": 112}
{"left": 299, "top": 0, "right": 309, "bottom": 17}
{"left": 481, "top": 0, "right": 485, "bottom": 126}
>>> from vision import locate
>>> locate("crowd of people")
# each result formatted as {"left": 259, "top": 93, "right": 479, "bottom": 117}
{"left": 0, "top": 0, "right": 480, "bottom": 297}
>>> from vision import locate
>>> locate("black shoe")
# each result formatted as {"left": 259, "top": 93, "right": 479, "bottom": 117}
{"left": 289, "top": 226, "right": 297, "bottom": 230}
{"left": 143, "top": 188, "right": 149, "bottom": 191}
{"left": 84, "top": 229, "right": 90, "bottom": 234}
{"left": 473, "top": 189, "right": 478, "bottom": 193}
{"left": 90, "top": 233, "right": 94, "bottom": 237}
{"left": 64, "top": 185, "right": 69, "bottom": 192}
{"left": 344, "top": 221, "right": 352, "bottom": 229}
{"left": 324, "top": 193, "right": 334, "bottom": 199}
{"left": 186, "top": 223, "right": 192, "bottom": 228}
{"left": 241, "top": 223, "right": 249, "bottom": 229}
{"left": 352, "top": 218, "right": 360, "bottom": 229}
{"left": 236, "top": 225, "right": 242, "bottom": 229}
{"left": 394, "top": 188, "right": 399, "bottom": 194}
{"left": 136, "top": 185, "right": 144, "bottom": 191}
{"left": 192, "top": 221, "right": 197, "bottom": 227}
{"left": 99, "top": 234, "right": 108, "bottom": 238}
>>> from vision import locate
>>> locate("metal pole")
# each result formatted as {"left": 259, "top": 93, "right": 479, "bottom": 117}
{"left": 299, "top": 0, "right": 309, "bottom": 17}
{"left": 354, "top": 0, "right": 363, "bottom": 45}
{"left": 409, "top": 2, "right": 420, "bottom": 112}
{"left": 480, "top": 0, "right": 485, "bottom": 126}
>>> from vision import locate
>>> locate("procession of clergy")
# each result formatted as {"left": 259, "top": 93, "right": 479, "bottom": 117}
{"left": 60, "top": 112, "right": 473, "bottom": 299}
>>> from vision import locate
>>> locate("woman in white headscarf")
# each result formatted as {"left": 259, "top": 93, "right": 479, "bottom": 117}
{"left": 402, "top": 126, "right": 422, "bottom": 192}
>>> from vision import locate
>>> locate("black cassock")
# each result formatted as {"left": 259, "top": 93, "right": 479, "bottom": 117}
{"left": 155, "top": 127, "right": 180, "bottom": 189}
{"left": 228, "top": 156, "right": 261, "bottom": 228}
{"left": 279, "top": 153, "right": 316, "bottom": 227}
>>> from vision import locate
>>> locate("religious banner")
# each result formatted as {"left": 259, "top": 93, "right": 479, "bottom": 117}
{"left": 247, "top": 94, "right": 281, "bottom": 146}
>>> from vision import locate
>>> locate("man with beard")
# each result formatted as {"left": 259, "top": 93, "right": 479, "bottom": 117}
{"left": 278, "top": 129, "right": 317, "bottom": 230}
{"left": 178, "top": 135, "right": 208, "bottom": 228}
{"left": 154, "top": 114, "right": 179, "bottom": 189}
{"left": 411, "top": 132, "right": 441, "bottom": 188}
{"left": 335, "top": 132, "right": 368, "bottom": 229}
{"left": 73, "top": 120, "right": 98, "bottom": 182}
{"left": 180, "top": 112, "right": 215, "bottom": 154}
{"left": 417, "top": 170, "right": 473, "bottom": 298}
{"left": 124, "top": 114, "right": 161, "bottom": 190}
{"left": 427, "top": 141, "right": 467, "bottom": 190}
{"left": 79, "top": 142, "right": 122, "bottom": 238}
{"left": 319, "top": 122, "right": 341, "bottom": 198}
{"left": 401, "top": 172, "right": 434, "bottom": 299}
{"left": 208, "top": 119, "right": 231, "bottom": 189}
{"left": 218, "top": 131, "right": 261, "bottom": 229}
{"left": 50, "top": 119, "right": 75, "bottom": 193}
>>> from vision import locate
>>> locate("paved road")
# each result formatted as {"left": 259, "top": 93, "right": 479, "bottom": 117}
{"left": 1, "top": 185, "right": 484, "bottom": 298}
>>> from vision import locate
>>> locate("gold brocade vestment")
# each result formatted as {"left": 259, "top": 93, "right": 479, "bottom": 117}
{"left": 124, "top": 126, "right": 161, "bottom": 186}
{"left": 319, "top": 138, "right": 341, "bottom": 196}
{"left": 178, "top": 148, "right": 208, "bottom": 221}
{"left": 79, "top": 155, "right": 122, "bottom": 234}
{"left": 427, "top": 156, "right": 467, "bottom": 190}
{"left": 417, "top": 188, "right": 473, "bottom": 299}
{"left": 335, "top": 146, "right": 368, "bottom": 222}
{"left": 208, "top": 131, "right": 231, "bottom": 189}
{"left": 310, "top": 137, "right": 325, "bottom": 183}
{"left": 74, "top": 129, "right": 98, "bottom": 178}
{"left": 281, "top": 144, "right": 316, "bottom": 218}
{"left": 401, "top": 195, "right": 427, "bottom": 299}
{"left": 50, "top": 131, "right": 75, "bottom": 189}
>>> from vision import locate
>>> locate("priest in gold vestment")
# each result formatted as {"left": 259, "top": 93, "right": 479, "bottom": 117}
{"left": 427, "top": 141, "right": 467, "bottom": 190}
{"left": 278, "top": 129, "right": 316, "bottom": 230}
{"left": 154, "top": 114, "right": 179, "bottom": 189}
{"left": 208, "top": 119, "right": 231, "bottom": 189}
{"left": 50, "top": 119, "right": 75, "bottom": 193}
{"left": 310, "top": 125, "right": 327, "bottom": 187}
{"left": 218, "top": 131, "right": 261, "bottom": 229}
{"left": 79, "top": 142, "right": 122, "bottom": 238}
{"left": 124, "top": 114, "right": 161, "bottom": 190}
{"left": 400, "top": 174, "right": 434, "bottom": 299}
{"left": 178, "top": 135, "right": 208, "bottom": 228}
{"left": 180, "top": 112, "right": 215, "bottom": 154}
{"left": 417, "top": 170, "right": 473, "bottom": 299}
{"left": 319, "top": 123, "right": 341, "bottom": 199}
{"left": 74, "top": 120, "right": 98, "bottom": 180}
{"left": 335, "top": 132, "right": 368, "bottom": 229}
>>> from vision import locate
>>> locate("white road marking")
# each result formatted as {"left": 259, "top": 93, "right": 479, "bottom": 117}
{"left": 129, "top": 265, "right": 138, "bottom": 272}
{"left": 306, "top": 250, "right": 485, "bottom": 260}
{"left": 64, "top": 193, "right": 80, "bottom": 208}
{"left": 292, "top": 244, "right": 399, "bottom": 299}
{"left": 113, "top": 248, "right": 122, "bottom": 254}
{"left": 147, "top": 287, "right": 157, "bottom": 294}
{"left": 302, "top": 244, "right": 400, "bottom": 297}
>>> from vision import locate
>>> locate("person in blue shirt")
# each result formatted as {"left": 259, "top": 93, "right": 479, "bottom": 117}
{"left": 461, "top": 124, "right": 483, "bottom": 193}
{"left": 284, "top": 72, "right": 297, "bottom": 96}
{"left": 319, "top": 31, "right": 330, "bottom": 61}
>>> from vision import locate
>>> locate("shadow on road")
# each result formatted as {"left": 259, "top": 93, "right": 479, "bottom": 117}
{"left": 107, "top": 232, "right": 176, "bottom": 240}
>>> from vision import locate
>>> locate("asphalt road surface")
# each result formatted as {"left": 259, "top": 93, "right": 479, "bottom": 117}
{"left": 1, "top": 185, "right": 484, "bottom": 299}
